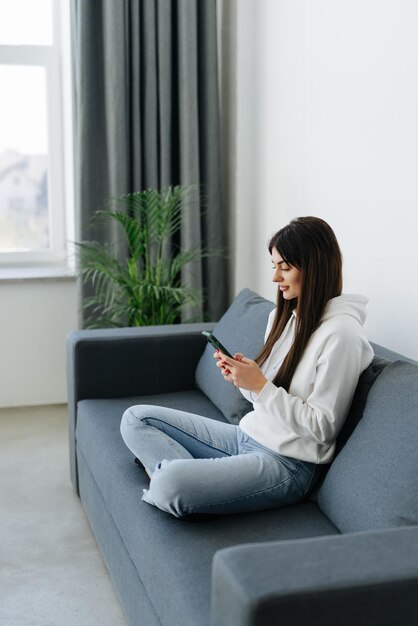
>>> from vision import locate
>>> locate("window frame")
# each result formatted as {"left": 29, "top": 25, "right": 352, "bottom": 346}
{"left": 0, "top": 0, "right": 71, "bottom": 268}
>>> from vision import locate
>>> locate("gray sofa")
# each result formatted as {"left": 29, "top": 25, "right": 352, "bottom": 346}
{"left": 67, "top": 288, "right": 418, "bottom": 626}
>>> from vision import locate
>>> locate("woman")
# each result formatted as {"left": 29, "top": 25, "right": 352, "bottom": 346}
{"left": 120, "top": 216, "right": 374, "bottom": 518}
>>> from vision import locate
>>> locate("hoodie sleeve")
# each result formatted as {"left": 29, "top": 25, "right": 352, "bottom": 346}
{"left": 252, "top": 324, "right": 373, "bottom": 445}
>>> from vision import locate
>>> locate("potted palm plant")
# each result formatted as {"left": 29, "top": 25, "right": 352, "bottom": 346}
{"left": 76, "top": 185, "right": 211, "bottom": 328}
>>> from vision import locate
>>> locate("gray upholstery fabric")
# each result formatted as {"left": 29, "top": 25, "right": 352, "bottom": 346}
{"left": 308, "top": 356, "right": 389, "bottom": 501}
{"left": 370, "top": 341, "right": 418, "bottom": 364}
{"left": 78, "top": 453, "right": 162, "bottom": 626}
{"left": 212, "top": 526, "right": 418, "bottom": 626}
{"left": 67, "top": 323, "right": 214, "bottom": 491}
{"left": 333, "top": 356, "right": 389, "bottom": 456}
{"left": 78, "top": 390, "right": 229, "bottom": 429}
{"left": 76, "top": 393, "right": 337, "bottom": 626}
{"left": 195, "top": 288, "right": 275, "bottom": 424}
{"left": 69, "top": 309, "right": 418, "bottom": 626}
{"left": 318, "top": 360, "right": 418, "bottom": 532}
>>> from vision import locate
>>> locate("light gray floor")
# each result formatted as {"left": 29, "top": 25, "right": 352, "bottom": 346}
{"left": 0, "top": 404, "right": 127, "bottom": 626}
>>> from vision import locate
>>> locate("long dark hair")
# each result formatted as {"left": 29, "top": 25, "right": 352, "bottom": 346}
{"left": 256, "top": 216, "right": 343, "bottom": 391}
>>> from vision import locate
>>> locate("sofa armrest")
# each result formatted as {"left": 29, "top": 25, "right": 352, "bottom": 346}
{"left": 67, "top": 322, "right": 214, "bottom": 493}
{"left": 212, "top": 525, "right": 418, "bottom": 626}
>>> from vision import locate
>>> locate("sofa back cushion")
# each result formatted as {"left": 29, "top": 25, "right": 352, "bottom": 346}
{"left": 333, "top": 356, "right": 389, "bottom": 456}
{"left": 318, "top": 360, "right": 418, "bottom": 533}
{"left": 308, "top": 356, "right": 389, "bottom": 501}
{"left": 195, "top": 288, "right": 275, "bottom": 424}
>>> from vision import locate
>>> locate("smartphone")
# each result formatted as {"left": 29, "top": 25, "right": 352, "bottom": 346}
{"left": 201, "top": 331, "right": 234, "bottom": 359}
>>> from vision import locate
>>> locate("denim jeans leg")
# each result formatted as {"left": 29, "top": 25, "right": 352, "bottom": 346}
{"left": 120, "top": 404, "right": 240, "bottom": 476}
{"left": 144, "top": 431, "right": 316, "bottom": 518}
{"left": 121, "top": 406, "right": 317, "bottom": 519}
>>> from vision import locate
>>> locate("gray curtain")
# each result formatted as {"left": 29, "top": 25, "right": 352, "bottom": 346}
{"left": 72, "top": 0, "right": 228, "bottom": 326}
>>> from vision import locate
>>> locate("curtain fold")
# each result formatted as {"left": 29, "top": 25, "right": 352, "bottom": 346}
{"left": 72, "top": 0, "right": 228, "bottom": 326}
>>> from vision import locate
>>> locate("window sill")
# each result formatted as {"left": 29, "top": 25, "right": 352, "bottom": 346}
{"left": 0, "top": 265, "right": 77, "bottom": 283}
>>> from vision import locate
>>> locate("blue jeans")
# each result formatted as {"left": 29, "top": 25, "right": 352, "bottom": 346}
{"left": 120, "top": 405, "right": 319, "bottom": 519}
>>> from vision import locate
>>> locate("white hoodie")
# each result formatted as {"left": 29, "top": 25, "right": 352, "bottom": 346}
{"left": 239, "top": 294, "right": 374, "bottom": 464}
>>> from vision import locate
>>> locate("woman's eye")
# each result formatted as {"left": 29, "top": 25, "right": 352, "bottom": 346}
{"left": 271, "top": 264, "right": 290, "bottom": 270}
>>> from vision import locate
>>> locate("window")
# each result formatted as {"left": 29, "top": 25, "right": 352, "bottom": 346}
{"left": 0, "top": 0, "right": 72, "bottom": 267}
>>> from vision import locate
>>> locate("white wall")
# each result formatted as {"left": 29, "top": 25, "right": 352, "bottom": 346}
{"left": 0, "top": 279, "right": 78, "bottom": 407}
{"left": 233, "top": 0, "right": 418, "bottom": 360}
{"left": 226, "top": 0, "right": 266, "bottom": 299}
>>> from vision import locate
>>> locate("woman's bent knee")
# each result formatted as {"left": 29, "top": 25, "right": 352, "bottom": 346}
{"left": 120, "top": 406, "right": 157, "bottom": 448}
{"left": 144, "top": 460, "right": 190, "bottom": 518}
{"left": 120, "top": 405, "right": 155, "bottom": 430}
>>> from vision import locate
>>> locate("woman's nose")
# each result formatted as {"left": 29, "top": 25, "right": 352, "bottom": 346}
{"left": 273, "top": 268, "right": 282, "bottom": 282}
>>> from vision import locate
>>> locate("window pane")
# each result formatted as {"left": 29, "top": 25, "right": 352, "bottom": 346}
{"left": 0, "top": 65, "right": 49, "bottom": 251}
{"left": 0, "top": 0, "right": 52, "bottom": 46}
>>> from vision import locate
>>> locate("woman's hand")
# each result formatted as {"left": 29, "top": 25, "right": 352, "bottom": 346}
{"left": 213, "top": 350, "right": 268, "bottom": 394}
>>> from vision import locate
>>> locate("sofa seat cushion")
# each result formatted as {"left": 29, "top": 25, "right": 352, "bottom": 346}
{"left": 76, "top": 393, "right": 339, "bottom": 626}
{"left": 318, "top": 360, "right": 418, "bottom": 533}
{"left": 195, "top": 288, "right": 275, "bottom": 424}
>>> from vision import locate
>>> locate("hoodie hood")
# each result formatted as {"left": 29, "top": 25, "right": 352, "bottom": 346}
{"left": 322, "top": 294, "right": 369, "bottom": 326}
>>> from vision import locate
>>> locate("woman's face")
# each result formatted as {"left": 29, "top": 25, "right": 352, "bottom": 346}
{"left": 271, "top": 247, "right": 302, "bottom": 300}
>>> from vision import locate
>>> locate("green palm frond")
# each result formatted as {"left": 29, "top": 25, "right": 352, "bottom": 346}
{"left": 99, "top": 211, "right": 146, "bottom": 261}
{"left": 75, "top": 185, "right": 217, "bottom": 328}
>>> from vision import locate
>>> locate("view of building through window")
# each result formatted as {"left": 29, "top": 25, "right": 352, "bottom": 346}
{"left": 0, "top": 0, "right": 54, "bottom": 253}
{"left": 0, "top": 66, "right": 49, "bottom": 251}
